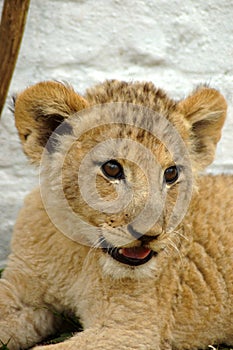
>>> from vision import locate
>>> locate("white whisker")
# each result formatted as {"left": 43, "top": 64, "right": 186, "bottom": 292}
{"left": 173, "top": 230, "right": 189, "bottom": 242}
{"left": 167, "top": 237, "right": 183, "bottom": 266}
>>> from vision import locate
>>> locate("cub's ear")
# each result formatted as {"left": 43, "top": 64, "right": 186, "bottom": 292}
{"left": 178, "top": 87, "right": 227, "bottom": 170}
{"left": 13, "top": 81, "right": 88, "bottom": 164}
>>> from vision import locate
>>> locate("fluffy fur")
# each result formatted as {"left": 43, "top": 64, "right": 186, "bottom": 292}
{"left": 0, "top": 80, "right": 232, "bottom": 350}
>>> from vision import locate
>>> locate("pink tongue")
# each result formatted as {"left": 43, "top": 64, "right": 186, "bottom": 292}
{"left": 120, "top": 247, "right": 151, "bottom": 260}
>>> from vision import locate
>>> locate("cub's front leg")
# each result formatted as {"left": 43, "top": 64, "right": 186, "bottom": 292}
{"left": 0, "top": 273, "right": 59, "bottom": 350}
{"left": 33, "top": 327, "right": 166, "bottom": 350}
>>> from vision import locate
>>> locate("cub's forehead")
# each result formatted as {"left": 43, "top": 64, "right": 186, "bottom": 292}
{"left": 67, "top": 103, "right": 168, "bottom": 149}
{"left": 52, "top": 102, "right": 185, "bottom": 168}
{"left": 68, "top": 101, "right": 179, "bottom": 138}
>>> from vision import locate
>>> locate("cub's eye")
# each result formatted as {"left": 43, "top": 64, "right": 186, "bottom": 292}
{"left": 101, "top": 160, "right": 125, "bottom": 180}
{"left": 164, "top": 165, "right": 179, "bottom": 185}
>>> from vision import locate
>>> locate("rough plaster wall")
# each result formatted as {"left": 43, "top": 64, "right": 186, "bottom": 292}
{"left": 0, "top": 0, "right": 233, "bottom": 266}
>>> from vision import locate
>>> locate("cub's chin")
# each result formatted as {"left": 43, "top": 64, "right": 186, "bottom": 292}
{"left": 99, "top": 251, "right": 158, "bottom": 280}
{"left": 97, "top": 236, "right": 159, "bottom": 279}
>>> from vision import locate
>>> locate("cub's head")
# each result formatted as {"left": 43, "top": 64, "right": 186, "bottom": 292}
{"left": 13, "top": 80, "right": 227, "bottom": 279}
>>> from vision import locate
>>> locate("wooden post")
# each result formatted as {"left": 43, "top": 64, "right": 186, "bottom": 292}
{"left": 0, "top": 0, "right": 30, "bottom": 118}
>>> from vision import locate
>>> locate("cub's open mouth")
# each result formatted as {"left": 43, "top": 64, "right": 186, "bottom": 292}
{"left": 100, "top": 239, "right": 154, "bottom": 266}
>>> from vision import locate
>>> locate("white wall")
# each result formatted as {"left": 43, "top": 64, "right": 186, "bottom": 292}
{"left": 0, "top": 0, "right": 233, "bottom": 266}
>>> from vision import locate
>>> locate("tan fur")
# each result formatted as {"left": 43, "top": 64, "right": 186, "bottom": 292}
{"left": 0, "top": 80, "right": 232, "bottom": 350}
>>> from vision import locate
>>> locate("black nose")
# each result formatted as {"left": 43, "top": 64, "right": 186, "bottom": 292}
{"left": 127, "top": 224, "right": 159, "bottom": 243}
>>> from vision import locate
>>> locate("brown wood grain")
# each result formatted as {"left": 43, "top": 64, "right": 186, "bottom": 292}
{"left": 0, "top": 0, "right": 30, "bottom": 118}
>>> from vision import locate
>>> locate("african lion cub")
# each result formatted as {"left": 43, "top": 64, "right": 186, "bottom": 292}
{"left": 0, "top": 80, "right": 232, "bottom": 350}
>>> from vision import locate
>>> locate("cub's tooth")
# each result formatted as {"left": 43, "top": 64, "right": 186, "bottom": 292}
{"left": 118, "top": 249, "right": 123, "bottom": 254}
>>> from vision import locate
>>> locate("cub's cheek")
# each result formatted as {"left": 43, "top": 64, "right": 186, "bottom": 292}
{"left": 96, "top": 176, "right": 119, "bottom": 201}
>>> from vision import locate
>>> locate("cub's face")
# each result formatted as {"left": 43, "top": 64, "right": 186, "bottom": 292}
{"left": 14, "top": 81, "right": 227, "bottom": 278}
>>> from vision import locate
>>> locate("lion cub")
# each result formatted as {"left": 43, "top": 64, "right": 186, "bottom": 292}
{"left": 0, "top": 80, "right": 232, "bottom": 350}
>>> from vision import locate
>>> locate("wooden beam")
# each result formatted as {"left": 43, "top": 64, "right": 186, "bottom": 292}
{"left": 0, "top": 0, "right": 30, "bottom": 118}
